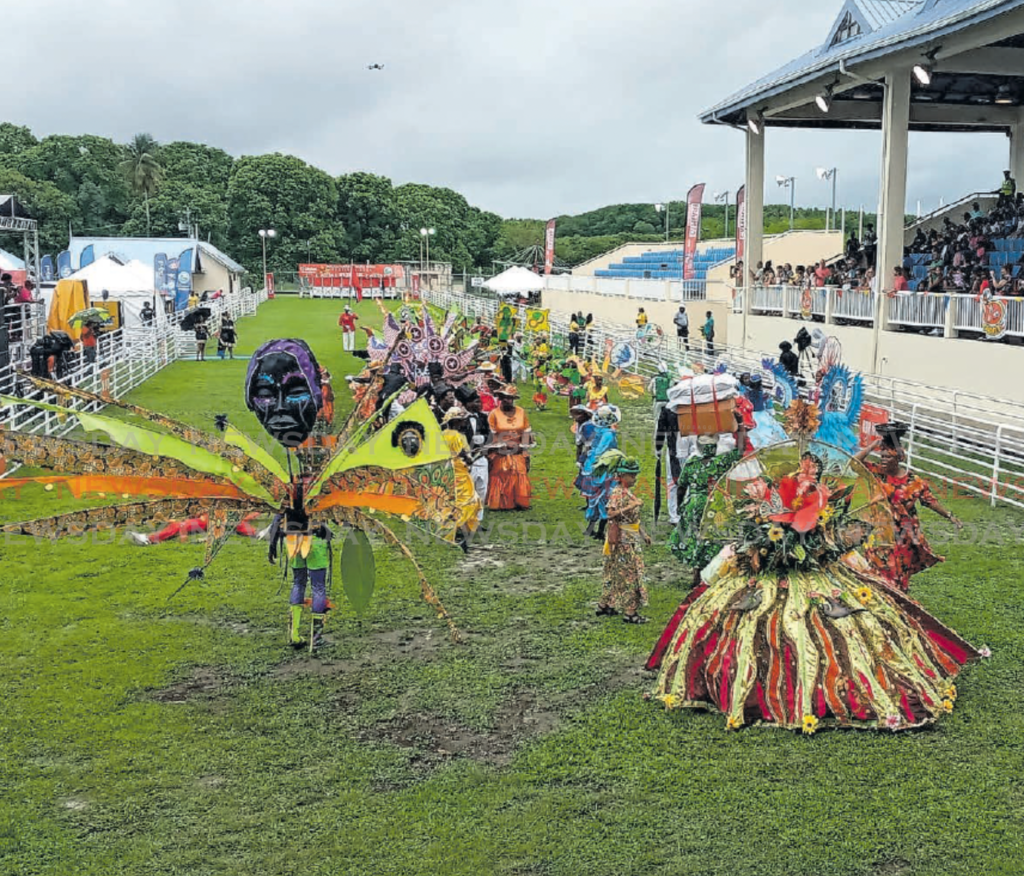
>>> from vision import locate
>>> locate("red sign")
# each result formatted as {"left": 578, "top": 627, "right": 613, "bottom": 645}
{"left": 411, "top": 274, "right": 420, "bottom": 297}
{"left": 265, "top": 273, "right": 275, "bottom": 297}
{"left": 299, "top": 264, "right": 405, "bottom": 286}
{"left": 735, "top": 185, "right": 746, "bottom": 262}
{"left": 683, "top": 183, "right": 706, "bottom": 281}
{"left": 859, "top": 403, "right": 889, "bottom": 449}
{"left": 543, "top": 219, "right": 556, "bottom": 275}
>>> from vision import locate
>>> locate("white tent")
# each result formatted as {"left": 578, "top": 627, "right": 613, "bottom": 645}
{"left": 70, "top": 256, "right": 167, "bottom": 328}
{"left": 483, "top": 266, "right": 544, "bottom": 295}
{"left": 0, "top": 248, "right": 24, "bottom": 271}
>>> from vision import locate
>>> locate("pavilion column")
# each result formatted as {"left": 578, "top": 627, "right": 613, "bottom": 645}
{"left": 743, "top": 119, "right": 765, "bottom": 348}
{"left": 874, "top": 68, "right": 911, "bottom": 365}
{"left": 1009, "top": 110, "right": 1024, "bottom": 187}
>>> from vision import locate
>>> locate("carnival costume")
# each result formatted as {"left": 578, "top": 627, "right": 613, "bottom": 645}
{"left": 594, "top": 452, "right": 650, "bottom": 620}
{"left": 580, "top": 404, "right": 621, "bottom": 533}
{"left": 486, "top": 386, "right": 533, "bottom": 511}
{"left": 648, "top": 441, "right": 980, "bottom": 733}
{"left": 0, "top": 339, "right": 464, "bottom": 651}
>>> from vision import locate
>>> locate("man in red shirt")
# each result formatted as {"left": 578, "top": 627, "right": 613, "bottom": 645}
{"left": 81, "top": 323, "right": 98, "bottom": 365}
{"left": 813, "top": 260, "right": 832, "bottom": 288}
{"left": 338, "top": 305, "right": 359, "bottom": 352}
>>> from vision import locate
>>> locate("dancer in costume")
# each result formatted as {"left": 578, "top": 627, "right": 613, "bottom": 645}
{"left": 647, "top": 441, "right": 981, "bottom": 733}
{"left": 487, "top": 385, "right": 533, "bottom": 511}
{"left": 745, "top": 374, "right": 788, "bottom": 449}
{"left": 856, "top": 423, "right": 962, "bottom": 591}
{"left": 594, "top": 452, "right": 652, "bottom": 623}
{"left": 441, "top": 406, "right": 484, "bottom": 550}
{"left": 0, "top": 340, "right": 465, "bottom": 652}
{"left": 586, "top": 375, "right": 609, "bottom": 410}
{"left": 670, "top": 417, "right": 748, "bottom": 585}
{"left": 129, "top": 512, "right": 264, "bottom": 546}
{"left": 581, "top": 404, "right": 622, "bottom": 540}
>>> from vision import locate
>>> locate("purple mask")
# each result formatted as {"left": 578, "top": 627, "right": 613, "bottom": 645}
{"left": 245, "top": 339, "right": 323, "bottom": 448}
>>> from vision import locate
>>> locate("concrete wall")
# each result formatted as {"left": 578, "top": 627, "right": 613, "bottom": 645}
{"left": 728, "top": 311, "right": 1024, "bottom": 404}
{"left": 193, "top": 260, "right": 242, "bottom": 296}
{"left": 543, "top": 288, "right": 733, "bottom": 345}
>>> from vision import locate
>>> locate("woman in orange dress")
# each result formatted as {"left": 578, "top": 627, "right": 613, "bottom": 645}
{"left": 486, "top": 385, "right": 533, "bottom": 511}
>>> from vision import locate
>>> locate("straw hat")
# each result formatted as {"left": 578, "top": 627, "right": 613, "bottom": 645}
{"left": 495, "top": 384, "right": 520, "bottom": 400}
{"left": 442, "top": 406, "right": 469, "bottom": 425}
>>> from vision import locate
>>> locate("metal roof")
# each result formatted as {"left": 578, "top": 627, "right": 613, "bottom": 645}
{"left": 69, "top": 237, "right": 246, "bottom": 276}
{"left": 701, "top": 0, "right": 1024, "bottom": 124}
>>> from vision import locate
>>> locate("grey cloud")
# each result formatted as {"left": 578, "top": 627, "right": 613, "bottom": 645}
{"left": 6, "top": 0, "right": 1004, "bottom": 218}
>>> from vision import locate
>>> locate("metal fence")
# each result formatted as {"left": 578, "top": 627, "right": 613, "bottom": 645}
{"left": 424, "top": 287, "right": 1024, "bottom": 510}
{"left": 0, "top": 288, "right": 269, "bottom": 447}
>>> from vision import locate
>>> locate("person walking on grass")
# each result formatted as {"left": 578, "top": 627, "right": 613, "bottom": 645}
{"left": 218, "top": 316, "right": 237, "bottom": 360}
{"left": 339, "top": 305, "right": 359, "bottom": 352}
{"left": 194, "top": 317, "right": 209, "bottom": 361}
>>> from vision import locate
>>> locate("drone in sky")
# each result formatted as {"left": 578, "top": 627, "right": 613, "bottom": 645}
{"left": 367, "top": 64, "right": 385, "bottom": 71}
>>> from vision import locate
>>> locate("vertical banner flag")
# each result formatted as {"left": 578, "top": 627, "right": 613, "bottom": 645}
{"left": 79, "top": 245, "right": 95, "bottom": 269}
{"left": 173, "top": 249, "right": 193, "bottom": 311}
{"left": 683, "top": 184, "right": 706, "bottom": 281}
{"left": 266, "top": 273, "right": 276, "bottom": 297}
{"left": 735, "top": 185, "right": 746, "bottom": 262}
{"left": 154, "top": 254, "right": 170, "bottom": 300}
{"left": 411, "top": 274, "right": 420, "bottom": 298}
{"left": 40, "top": 256, "right": 55, "bottom": 282}
{"left": 56, "top": 251, "right": 73, "bottom": 279}
{"left": 544, "top": 219, "right": 556, "bottom": 275}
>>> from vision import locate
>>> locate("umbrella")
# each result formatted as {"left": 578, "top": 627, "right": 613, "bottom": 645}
{"left": 179, "top": 307, "right": 212, "bottom": 331}
{"left": 68, "top": 307, "right": 113, "bottom": 329}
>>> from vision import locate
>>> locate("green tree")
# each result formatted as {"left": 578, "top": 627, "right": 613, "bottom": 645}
{"left": 121, "top": 133, "right": 163, "bottom": 236}
{"left": 0, "top": 167, "right": 80, "bottom": 255}
{"left": 0, "top": 123, "right": 38, "bottom": 159}
{"left": 336, "top": 172, "right": 399, "bottom": 261}
{"left": 227, "top": 153, "right": 342, "bottom": 275}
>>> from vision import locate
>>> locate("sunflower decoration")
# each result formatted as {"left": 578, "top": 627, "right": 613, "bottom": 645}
{"left": 784, "top": 399, "right": 821, "bottom": 440}
{"left": 855, "top": 586, "right": 874, "bottom": 606}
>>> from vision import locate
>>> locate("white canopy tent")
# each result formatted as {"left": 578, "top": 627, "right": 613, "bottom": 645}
{"left": 0, "top": 247, "right": 25, "bottom": 271}
{"left": 70, "top": 256, "right": 168, "bottom": 328}
{"left": 483, "top": 266, "right": 544, "bottom": 296}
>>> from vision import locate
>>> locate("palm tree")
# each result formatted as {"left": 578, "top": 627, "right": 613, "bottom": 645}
{"left": 122, "top": 133, "right": 163, "bottom": 236}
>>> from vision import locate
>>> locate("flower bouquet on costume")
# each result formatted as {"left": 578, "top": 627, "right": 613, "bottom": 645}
{"left": 647, "top": 440, "right": 982, "bottom": 733}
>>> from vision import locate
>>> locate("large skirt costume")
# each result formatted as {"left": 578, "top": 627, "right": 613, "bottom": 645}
{"left": 649, "top": 443, "right": 980, "bottom": 732}
{"left": 487, "top": 406, "right": 532, "bottom": 510}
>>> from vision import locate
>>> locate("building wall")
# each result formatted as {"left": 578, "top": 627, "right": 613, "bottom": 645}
{"left": 542, "top": 288, "right": 733, "bottom": 345}
{"left": 728, "top": 311, "right": 1024, "bottom": 405}
{"left": 193, "top": 261, "right": 239, "bottom": 296}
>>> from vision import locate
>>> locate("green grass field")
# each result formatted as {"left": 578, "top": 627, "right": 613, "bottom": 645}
{"left": 1, "top": 298, "right": 1022, "bottom": 876}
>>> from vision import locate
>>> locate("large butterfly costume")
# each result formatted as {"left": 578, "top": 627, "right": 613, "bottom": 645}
{"left": 0, "top": 338, "right": 463, "bottom": 641}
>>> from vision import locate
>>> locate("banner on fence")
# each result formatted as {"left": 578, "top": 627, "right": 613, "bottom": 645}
{"left": 174, "top": 249, "right": 193, "bottom": 312}
{"left": 299, "top": 264, "right": 406, "bottom": 287}
{"left": 982, "top": 297, "right": 1008, "bottom": 340}
{"left": 859, "top": 403, "right": 889, "bottom": 448}
{"left": 683, "top": 183, "right": 706, "bottom": 281}
{"left": 524, "top": 308, "right": 550, "bottom": 333}
{"left": 495, "top": 303, "right": 519, "bottom": 341}
{"left": 266, "top": 273, "right": 276, "bottom": 297}
{"left": 735, "top": 185, "right": 746, "bottom": 262}
{"left": 543, "top": 219, "right": 556, "bottom": 276}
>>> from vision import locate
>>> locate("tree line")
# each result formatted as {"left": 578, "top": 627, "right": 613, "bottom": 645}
{"left": 0, "top": 123, "right": 877, "bottom": 276}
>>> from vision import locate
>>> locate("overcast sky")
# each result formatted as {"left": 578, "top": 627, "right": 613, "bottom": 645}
{"left": 5, "top": 0, "right": 1009, "bottom": 219}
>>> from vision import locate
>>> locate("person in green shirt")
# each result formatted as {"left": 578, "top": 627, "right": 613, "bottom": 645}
{"left": 649, "top": 363, "right": 672, "bottom": 426}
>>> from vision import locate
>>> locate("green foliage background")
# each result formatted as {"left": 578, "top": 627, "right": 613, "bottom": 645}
{"left": 0, "top": 123, "right": 878, "bottom": 275}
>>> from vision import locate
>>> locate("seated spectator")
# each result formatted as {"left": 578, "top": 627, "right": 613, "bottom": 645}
{"left": 892, "top": 266, "right": 909, "bottom": 293}
{"left": 970, "top": 201, "right": 986, "bottom": 220}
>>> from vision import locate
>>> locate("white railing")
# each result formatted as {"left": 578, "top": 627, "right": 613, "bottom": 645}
{"left": 0, "top": 288, "right": 269, "bottom": 444}
{"left": 887, "top": 293, "right": 949, "bottom": 329}
{"left": 426, "top": 286, "right": 1024, "bottom": 510}
{"left": 541, "top": 274, "right": 711, "bottom": 302}
{"left": 954, "top": 295, "right": 1024, "bottom": 337}
{"left": 751, "top": 285, "right": 784, "bottom": 314}
{"left": 833, "top": 288, "right": 875, "bottom": 323}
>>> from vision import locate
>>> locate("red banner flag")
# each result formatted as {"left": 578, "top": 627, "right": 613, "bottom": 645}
{"left": 683, "top": 184, "right": 706, "bottom": 281}
{"left": 352, "top": 272, "right": 363, "bottom": 303}
{"left": 735, "top": 185, "right": 746, "bottom": 262}
{"left": 543, "top": 219, "right": 557, "bottom": 275}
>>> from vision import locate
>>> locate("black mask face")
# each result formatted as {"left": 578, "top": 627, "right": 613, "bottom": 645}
{"left": 247, "top": 352, "right": 319, "bottom": 448}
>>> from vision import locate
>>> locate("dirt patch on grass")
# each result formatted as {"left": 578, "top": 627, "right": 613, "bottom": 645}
{"left": 872, "top": 860, "right": 912, "bottom": 876}
{"left": 147, "top": 667, "right": 231, "bottom": 705}
{"left": 464, "top": 540, "right": 603, "bottom": 596}
{"left": 365, "top": 659, "right": 643, "bottom": 770}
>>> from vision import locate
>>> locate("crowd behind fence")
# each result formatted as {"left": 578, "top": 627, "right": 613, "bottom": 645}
{"left": 425, "top": 287, "right": 1024, "bottom": 511}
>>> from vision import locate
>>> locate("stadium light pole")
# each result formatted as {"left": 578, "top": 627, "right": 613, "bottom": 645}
{"left": 654, "top": 203, "right": 669, "bottom": 240}
{"left": 776, "top": 176, "right": 795, "bottom": 231}
{"left": 420, "top": 227, "right": 435, "bottom": 272}
{"left": 713, "top": 191, "right": 731, "bottom": 239}
{"left": 815, "top": 167, "right": 838, "bottom": 231}
{"left": 258, "top": 228, "right": 276, "bottom": 289}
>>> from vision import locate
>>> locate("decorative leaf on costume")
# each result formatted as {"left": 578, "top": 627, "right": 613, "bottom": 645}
{"left": 341, "top": 528, "right": 376, "bottom": 616}
{"left": 327, "top": 505, "right": 460, "bottom": 642}
{"left": 0, "top": 396, "right": 277, "bottom": 504}
{"left": 1, "top": 497, "right": 255, "bottom": 540}
{"left": 14, "top": 376, "right": 286, "bottom": 496}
